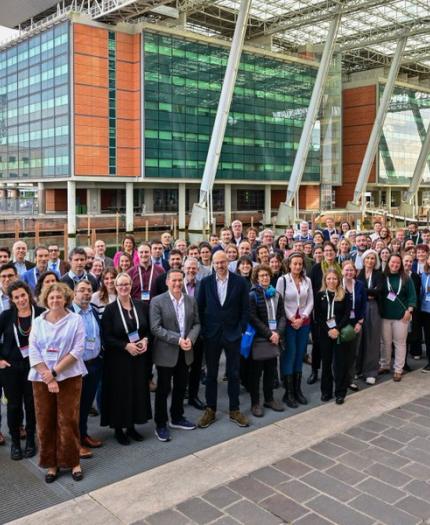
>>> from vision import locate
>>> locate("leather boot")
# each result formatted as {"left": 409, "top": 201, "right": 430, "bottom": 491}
{"left": 293, "top": 372, "right": 308, "bottom": 405}
{"left": 282, "top": 376, "right": 298, "bottom": 408}
{"left": 24, "top": 433, "right": 37, "bottom": 458}
{"left": 11, "top": 437, "right": 22, "bottom": 461}
{"left": 307, "top": 369, "right": 318, "bottom": 385}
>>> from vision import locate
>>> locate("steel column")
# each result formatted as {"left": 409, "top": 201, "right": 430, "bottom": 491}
{"left": 125, "top": 182, "right": 134, "bottom": 233}
{"left": 405, "top": 123, "right": 430, "bottom": 204}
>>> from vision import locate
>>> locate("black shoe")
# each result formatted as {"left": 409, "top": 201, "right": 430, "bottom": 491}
{"left": 11, "top": 442, "right": 22, "bottom": 461}
{"left": 321, "top": 394, "right": 332, "bottom": 402}
{"left": 188, "top": 397, "right": 206, "bottom": 410}
{"left": 126, "top": 427, "right": 144, "bottom": 442}
{"left": 72, "top": 469, "right": 83, "bottom": 482}
{"left": 89, "top": 407, "right": 99, "bottom": 417}
{"left": 307, "top": 370, "right": 318, "bottom": 385}
{"left": 45, "top": 469, "right": 58, "bottom": 483}
{"left": 282, "top": 376, "right": 298, "bottom": 408}
{"left": 422, "top": 364, "right": 430, "bottom": 373}
{"left": 336, "top": 397, "right": 345, "bottom": 405}
{"left": 24, "top": 435, "right": 36, "bottom": 458}
{"left": 115, "top": 429, "right": 130, "bottom": 446}
{"left": 293, "top": 372, "right": 308, "bottom": 405}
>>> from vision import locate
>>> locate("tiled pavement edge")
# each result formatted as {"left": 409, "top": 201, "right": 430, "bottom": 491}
{"left": 9, "top": 370, "right": 430, "bottom": 525}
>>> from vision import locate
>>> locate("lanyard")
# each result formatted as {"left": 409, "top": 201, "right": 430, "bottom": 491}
{"left": 387, "top": 276, "right": 402, "bottom": 296}
{"left": 117, "top": 298, "right": 139, "bottom": 334}
{"left": 33, "top": 268, "right": 38, "bottom": 283}
{"left": 138, "top": 265, "right": 154, "bottom": 293}
{"left": 367, "top": 271, "right": 372, "bottom": 288}
{"left": 325, "top": 291, "right": 335, "bottom": 320}
{"left": 343, "top": 278, "right": 355, "bottom": 310}
{"left": 13, "top": 306, "right": 35, "bottom": 349}
{"left": 268, "top": 297, "right": 276, "bottom": 319}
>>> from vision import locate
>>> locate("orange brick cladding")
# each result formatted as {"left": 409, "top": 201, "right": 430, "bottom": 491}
{"left": 337, "top": 85, "right": 376, "bottom": 207}
{"left": 299, "top": 185, "right": 320, "bottom": 210}
{"left": 73, "top": 24, "right": 141, "bottom": 177}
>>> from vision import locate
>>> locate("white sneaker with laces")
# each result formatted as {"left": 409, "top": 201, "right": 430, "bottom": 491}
{"left": 366, "top": 377, "right": 376, "bottom": 385}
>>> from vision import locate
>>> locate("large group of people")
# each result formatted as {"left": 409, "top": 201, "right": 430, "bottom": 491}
{"left": 0, "top": 217, "right": 429, "bottom": 483}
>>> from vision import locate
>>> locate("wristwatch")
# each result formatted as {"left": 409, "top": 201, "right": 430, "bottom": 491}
{"left": 51, "top": 368, "right": 57, "bottom": 378}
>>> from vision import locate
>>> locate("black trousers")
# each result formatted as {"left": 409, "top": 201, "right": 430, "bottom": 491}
{"left": 79, "top": 356, "right": 103, "bottom": 438}
{"left": 1, "top": 360, "right": 35, "bottom": 441}
{"left": 205, "top": 336, "right": 241, "bottom": 412}
{"left": 311, "top": 318, "right": 321, "bottom": 371}
{"left": 154, "top": 350, "right": 188, "bottom": 427}
{"left": 188, "top": 337, "right": 203, "bottom": 399}
{"left": 320, "top": 332, "right": 354, "bottom": 399}
{"left": 248, "top": 357, "right": 276, "bottom": 406}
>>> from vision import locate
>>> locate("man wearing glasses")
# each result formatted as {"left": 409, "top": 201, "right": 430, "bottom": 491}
{"left": 47, "top": 244, "right": 69, "bottom": 277}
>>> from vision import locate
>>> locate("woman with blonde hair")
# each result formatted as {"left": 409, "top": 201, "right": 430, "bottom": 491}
{"left": 314, "top": 269, "right": 352, "bottom": 405}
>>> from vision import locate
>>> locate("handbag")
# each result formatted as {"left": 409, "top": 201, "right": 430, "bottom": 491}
{"left": 252, "top": 337, "right": 280, "bottom": 361}
{"left": 339, "top": 324, "right": 356, "bottom": 343}
{"left": 240, "top": 323, "right": 256, "bottom": 358}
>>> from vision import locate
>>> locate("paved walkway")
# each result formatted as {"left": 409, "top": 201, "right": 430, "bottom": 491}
{"left": 8, "top": 368, "right": 430, "bottom": 525}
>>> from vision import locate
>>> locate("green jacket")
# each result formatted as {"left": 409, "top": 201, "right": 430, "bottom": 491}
{"left": 381, "top": 274, "right": 417, "bottom": 320}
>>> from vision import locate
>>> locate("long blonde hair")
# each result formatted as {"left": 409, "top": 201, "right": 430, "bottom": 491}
{"left": 320, "top": 268, "right": 345, "bottom": 301}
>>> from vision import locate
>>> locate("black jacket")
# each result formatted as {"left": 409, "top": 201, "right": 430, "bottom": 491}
{"left": 314, "top": 290, "right": 351, "bottom": 335}
{"left": 356, "top": 269, "right": 384, "bottom": 315}
{"left": 249, "top": 286, "right": 286, "bottom": 340}
{"left": 0, "top": 306, "right": 45, "bottom": 362}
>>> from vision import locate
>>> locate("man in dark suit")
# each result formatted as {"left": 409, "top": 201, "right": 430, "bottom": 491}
{"left": 197, "top": 250, "right": 250, "bottom": 428}
{"left": 154, "top": 249, "right": 183, "bottom": 295}
{"left": 151, "top": 240, "right": 170, "bottom": 271}
{"left": 150, "top": 269, "right": 200, "bottom": 442}
{"left": 322, "top": 216, "right": 339, "bottom": 241}
{"left": 47, "top": 244, "right": 70, "bottom": 277}
{"left": 60, "top": 247, "right": 98, "bottom": 292}
{"left": 12, "top": 241, "right": 35, "bottom": 277}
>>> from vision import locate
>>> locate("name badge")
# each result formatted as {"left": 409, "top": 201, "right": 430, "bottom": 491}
{"left": 387, "top": 291, "right": 397, "bottom": 302}
{"left": 327, "top": 318, "right": 336, "bottom": 329}
{"left": 128, "top": 330, "right": 140, "bottom": 343}
{"left": 141, "top": 291, "right": 150, "bottom": 301}
{"left": 350, "top": 310, "right": 355, "bottom": 319}
{"left": 20, "top": 345, "right": 29, "bottom": 359}
{"left": 86, "top": 338, "right": 96, "bottom": 351}
{"left": 44, "top": 346, "right": 60, "bottom": 363}
{"left": 268, "top": 320, "right": 277, "bottom": 330}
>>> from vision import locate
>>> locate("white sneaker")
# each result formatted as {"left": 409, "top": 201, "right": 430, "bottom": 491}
{"left": 366, "top": 377, "right": 376, "bottom": 385}
{"left": 413, "top": 356, "right": 421, "bottom": 360}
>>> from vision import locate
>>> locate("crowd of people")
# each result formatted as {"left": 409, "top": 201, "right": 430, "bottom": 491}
{"left": 0, "top": 216, "right": 428, "bottom": 483}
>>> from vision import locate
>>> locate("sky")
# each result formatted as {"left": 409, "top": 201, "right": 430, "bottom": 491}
{"left": 0, "top": 25, "right": 19, "bottom": 43}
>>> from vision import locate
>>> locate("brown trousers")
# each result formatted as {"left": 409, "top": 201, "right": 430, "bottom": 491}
{"left": 33, "top": 376, "right": 82, "bottom": 469}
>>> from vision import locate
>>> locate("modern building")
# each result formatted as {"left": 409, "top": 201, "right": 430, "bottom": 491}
{"left": 0, "top": 0, "right": 429, "bottom": 241}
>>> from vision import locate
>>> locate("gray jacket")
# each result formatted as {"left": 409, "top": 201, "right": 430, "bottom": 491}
{"left": 150, "top": 291, "right": 200, "bottom": 367}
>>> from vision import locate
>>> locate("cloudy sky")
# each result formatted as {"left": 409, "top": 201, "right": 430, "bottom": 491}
{"left": 0, "top": 26, "right": 19, "bottom": 42}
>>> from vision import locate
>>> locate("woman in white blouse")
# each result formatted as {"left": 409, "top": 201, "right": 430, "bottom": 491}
{"left": 29, "top": 282, "right": 86, "bottom": 484}
{"left": 276, "top": 252, "right": 314, "bottom": 408}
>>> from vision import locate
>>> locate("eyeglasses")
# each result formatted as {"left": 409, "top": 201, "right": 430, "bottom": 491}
{"left": 0, "top": 274, "right": 15, "bottom": 279}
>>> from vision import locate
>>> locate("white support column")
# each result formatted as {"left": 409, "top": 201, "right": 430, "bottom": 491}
{"left": 351, "top": 36, "right": 408, "bottom": 206}
{"left": 188, "top": 0, "right": 252, "bottom": 242}
{"left": 37, "top": 182, "right": 45, "bottom": 214}
{"left": 67, "top": 180, "right": 77, "bottom": 250}
{"left": 224, "top": 184, "right": 232, "bottom": 226}
{"left": 405, "top": 123, "right": 430, "bottom": 205}
{"left": 125, "top": 182, "right": 134, "bottom": 233}
{"left": 275, "top": 13, "right": 342, "bottom": 232}
{"left": 264, "top": 184, "right": 271, "bottom": 226}
{"left": 178, "top": 182, "right": 186, "bottom": 232}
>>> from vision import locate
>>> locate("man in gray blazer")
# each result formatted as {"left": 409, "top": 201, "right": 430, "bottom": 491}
{"left": 150, "top": 269, "right": 201, "bottom": 442}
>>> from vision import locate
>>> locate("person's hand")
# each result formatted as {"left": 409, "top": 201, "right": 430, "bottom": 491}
{"left": 136, "top": 338, "right": 148, "bottom": 354}
{"left": 328, "top": 328, "right": 339, "bottom": 339}
{"left": 354, "top": 323, "right": 362, "bottom": 333}
{"left": 183, "top": 338, "right": 193, "bottom": 351}
{"left": 402, "top": 311, "right": 412, "bottom": 323}
{"left": 125, "top": 343, "right": 140, "bottom": 356}
{"left": 48, "top": 380, "right": 59, "bottom": 394}
{"left": 270, "top": 332, "right": 280, "bottom": 345}
{"left": 41, "top": 369, "right": 54, "bottom": 384}
{"left": 0, "top": 360, "right": 10, "bottom": 369}
{"left": 292, "top": 317, "right": 304, "bottom": 330}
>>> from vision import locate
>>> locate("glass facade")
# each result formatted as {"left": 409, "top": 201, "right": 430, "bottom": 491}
{"left": 143, "top": 31, "right": 321, "bottom": 182}
{"left": 379, "top": 84, "right": 430, "bottom": 185}
{"left": 0, "top": 22, "right": 69, "bottom": 180}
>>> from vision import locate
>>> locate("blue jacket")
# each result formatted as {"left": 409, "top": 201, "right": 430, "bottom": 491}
{"left": 197, "top": 271, "right": 250, "bottom": 342}
{"left": 345, "top": 279, "right": 367, "bottom": 323}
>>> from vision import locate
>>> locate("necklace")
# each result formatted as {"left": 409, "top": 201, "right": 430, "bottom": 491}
{"left": 17, "top": 315, "right": 31, "bottom": 336}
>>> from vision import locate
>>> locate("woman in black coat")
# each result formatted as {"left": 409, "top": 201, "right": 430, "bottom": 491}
{"left": 101, "top": 272, "right": 152, "bottom": 445}
{"left": 0, "top": 281, "right": 44, "bottom": 460}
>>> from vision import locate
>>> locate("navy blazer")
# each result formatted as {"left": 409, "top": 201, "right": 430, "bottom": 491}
{"left": 197, "top": 271, "right": 250, "bottom": 342}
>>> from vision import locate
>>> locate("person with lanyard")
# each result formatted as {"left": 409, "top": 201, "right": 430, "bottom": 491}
{"left": 277, "top": 253, "right": 313, "bottom": 408}
{"left": 0, "top": 263, "right": 19, "bottom": 446}
{"left": 60, "top": 247, "right": 98, "bottom": 292}
{"left": 420, "top": 252, "right": 430, "bottom": 373}
{"left": 182, "top": 257, "right": 206, "bottom": 411}
{"left": 149, "top": 269, "right": 201, "bottom": 441}
{"left": 47, "top": 244, "right": 69, "bottom": 277}
{"left": 341, "top": 261, "right": 367, "bottom": 392}
{"left": 0, "top": 281, "right": 44, "bottom": 460}
{"left": 71, "top": 280, "right": 104, "bottom": 459}
{"left": 314, "top": 269, "right": 352, "bottom": 405}
{"left": 29, "top": 282, "right": 86, "bottom": 483}
{"left": 308, "top": 241, "right": 342, "bottom": 386}
{"left": 356, "top": 249, "right": 384, "bottom": 385}
{"left": 12, "top": 241, "right": 35, "bottom": 277}
{"left": 379, "top": 254, "right": 416, "bottom": 382}
{"left": 22, "top": 246, "right": 50, "bottom": 293}
{"left": 403, "top": 253, "right": 422, "bottom": 366}
{"left": 101, "top": 272, "right": 151, "bottom": 445}
{"left": 128, "top": 243, "right": 164, "bottom": 307}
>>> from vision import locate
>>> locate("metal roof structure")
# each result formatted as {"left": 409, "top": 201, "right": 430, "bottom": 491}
{"left": 2, "top": 0, "right": 430, "bottom": 78}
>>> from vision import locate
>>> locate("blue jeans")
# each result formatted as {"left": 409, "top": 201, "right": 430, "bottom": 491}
{"left": 281, "top": 324, "right": 311, "bottom": 375}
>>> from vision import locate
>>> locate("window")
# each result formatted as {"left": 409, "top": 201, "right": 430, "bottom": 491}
{"left": 153, "top": 189, "right": 178, "bottom": 212}
{"left": 236, "top": 189, "right": 264, "bottom": 211}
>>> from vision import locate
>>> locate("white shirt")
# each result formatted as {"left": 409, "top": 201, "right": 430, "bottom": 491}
{"left": 277, "top": 274, "right": 314, "bottom": 320}
{"left": 169, "top": 292, "right": 185, "bottom": 338}
{"left": 0, "top": 290, "right": 10, "bottom": 313}
{"left": 28, "top": 311, "right": 87, "bottom": 382}
{"left": 216, "top": 272, "right": 229, "bottom": 306}
{"left": 354, "top": 252, "right": 364, "bottom": 270}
